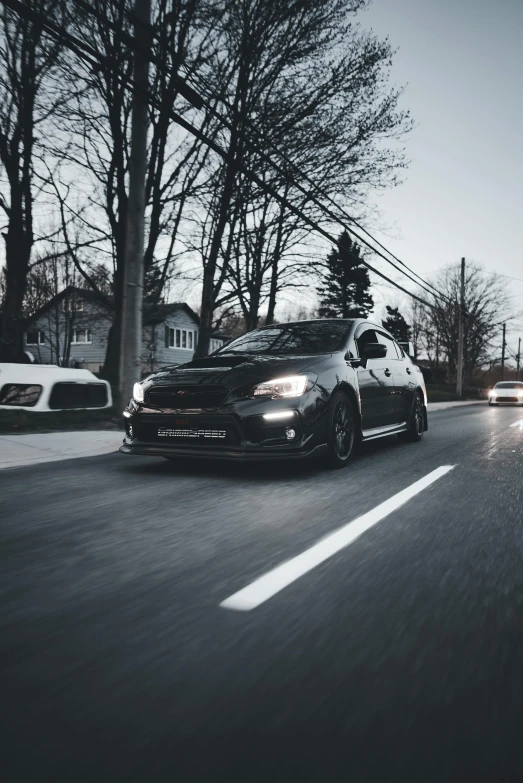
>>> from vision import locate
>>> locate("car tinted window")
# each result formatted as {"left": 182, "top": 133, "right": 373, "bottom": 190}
{"left": 217, "top": 321, "right": 352, "bottom": 355}
{"left": 376, "top": 331, "right": 400, "bottom": 358}
{"left": 0, "top": 384, "right": 42, "bottom": 407}
{"left": 355, "top": 329, "right": 378, "bottom": 356}
{"left": 494, "top": 382, "right": 523, "bottom": 389}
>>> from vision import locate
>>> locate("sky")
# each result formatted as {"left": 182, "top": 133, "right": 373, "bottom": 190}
{"left": 359, "top": 0, "right": 523, "bottom": 348}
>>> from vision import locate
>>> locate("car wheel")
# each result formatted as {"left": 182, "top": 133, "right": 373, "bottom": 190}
{"left": 488, "top": 400, "right": 496, "bottom": 406}
{"left": 326, "top": 391, "right": 356, "bottom": 469}
{"left": 398, "top": 391, "right": 424, "bottom": 443}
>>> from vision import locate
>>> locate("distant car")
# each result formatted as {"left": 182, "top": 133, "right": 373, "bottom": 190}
{"left": 0, "top": 363, "right": 112, "bottom": 411}
{"left": 120, "top": 318, "right": 428, "bottom": 469}
{"left": 488, "top": 381, "right": 523, "bottom": 406}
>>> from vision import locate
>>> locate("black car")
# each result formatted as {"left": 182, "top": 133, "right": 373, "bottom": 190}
{"left": 120, "top": 319, "right": 428, "bottom": 469}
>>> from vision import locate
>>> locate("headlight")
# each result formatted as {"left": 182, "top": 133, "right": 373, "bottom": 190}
{"left": 252, "top": 375, "right": 309, "bottom": 398}
{"left": 133, "top": 382, "right": 144, "bottom": 403}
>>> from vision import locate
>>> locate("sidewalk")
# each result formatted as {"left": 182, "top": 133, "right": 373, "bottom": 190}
{"left": 0, "top": 431, "right": 122, "bottom": 470}
{"left": 427, "top": 400, "right": 486, "bottom": 411}
{"left": 0, "top": 400, "right": 486, "bottom": 470}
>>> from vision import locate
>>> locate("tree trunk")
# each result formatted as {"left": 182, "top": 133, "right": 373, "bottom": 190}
{"left": 265, "top": 203, "right": 286, "bottom": 326}
{"left": 0, "top": 220, "right": 32, "bottom": 361}
{"left": 194, "top": 145, "right": 239, "bottom": 359}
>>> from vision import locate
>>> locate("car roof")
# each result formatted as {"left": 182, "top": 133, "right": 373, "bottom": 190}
{"left": 257, "top": 318, "right": 354, "bottom": 329}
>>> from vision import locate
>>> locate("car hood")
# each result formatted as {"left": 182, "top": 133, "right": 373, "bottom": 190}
{"left": 148, "top": 353, "right": 330, "bottom": 390}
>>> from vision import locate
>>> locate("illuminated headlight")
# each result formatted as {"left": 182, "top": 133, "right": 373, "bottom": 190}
{"left": 252, "top": 375, "right": 309, "bottom": 398}
{"left": 518, "top": 392, "right": 523, "bottom": 398}
{"left": 133, "top": 382, "right": 145, "bottom": 403}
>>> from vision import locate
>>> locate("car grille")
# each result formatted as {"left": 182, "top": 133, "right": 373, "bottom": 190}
{"left": 158, "top": 427, "right": 226, "bottom": 439}
{"left": 134, "top": 415, "right": 241, "bottom": 447}
{"left": 146, "top": 385, "right": 229, "bottom": 409}
{"left": 496, "top": 396, "right": 519, "bottom": 403}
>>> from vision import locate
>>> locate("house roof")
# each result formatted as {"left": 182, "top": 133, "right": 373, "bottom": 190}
{"left": 27, "top": 289, "right": 226, "bottom": 338}
{"left": 144, "top": 302, "right": 200, "bottom": 325}
{"left": 26, "top": 286, "right": 111, "bottom": 322}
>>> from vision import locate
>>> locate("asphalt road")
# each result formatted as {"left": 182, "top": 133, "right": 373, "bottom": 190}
{"left": 2, "top": 403, "right": 523, "bottom": 782}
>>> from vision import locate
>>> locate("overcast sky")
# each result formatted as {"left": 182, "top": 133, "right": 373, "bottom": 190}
{"left": 361, "top": 0, "right": 523, "bottom": 341}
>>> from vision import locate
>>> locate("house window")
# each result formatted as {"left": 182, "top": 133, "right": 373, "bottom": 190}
{"left": 167, "top": 327, "right": 197, "bottom": 351}
{"left": 210, "top": 338, "right": 223, "bottom": 353}
{"left": 71, "top": 329, "right": 92, "bottom": 344}
{"left": 26, "top": 330, "right": 45, "bottom": 345}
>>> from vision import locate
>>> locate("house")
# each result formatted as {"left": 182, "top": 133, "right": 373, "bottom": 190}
{"left": 24, "top": 287, "right": 227, "bottom": 374}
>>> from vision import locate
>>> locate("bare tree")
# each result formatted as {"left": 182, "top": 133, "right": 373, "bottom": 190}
{"left": 418, "top": 262, "right": 515, "bottom": 384}
{"left": 193, "top": 0, "right": 413, "bottom": 354}
{"left": 48, "top": 0, "right": 220, "bottom": 385}
{"left": 0, "top": 0, "right": 67, "bottom": 360}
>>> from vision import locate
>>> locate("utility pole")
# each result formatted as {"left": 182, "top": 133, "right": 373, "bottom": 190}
{"left": 456, "top": 257, "right": 465, "bottom": 398}
{"left": 119, "top": 0, "right": 151, "bottom": 408}
{"left": 517, "top": 337, "right": 521, "bottom": 381}
{"left": 501, "top": 323, "right": 506, "bottom": 381}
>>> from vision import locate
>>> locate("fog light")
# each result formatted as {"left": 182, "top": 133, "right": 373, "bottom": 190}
{"left": 128, "top": 424, "right": 133, "bottom": 439}
{"left": 286, "top": 427, "right": 296, "bottom": 440}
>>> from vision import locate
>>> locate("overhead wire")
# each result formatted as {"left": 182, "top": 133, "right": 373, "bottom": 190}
{"left": 2, "top": 0, "right": 452, "bottom": 313}
{"left": 116, "top": 0, "right": 454, "bottom": 306}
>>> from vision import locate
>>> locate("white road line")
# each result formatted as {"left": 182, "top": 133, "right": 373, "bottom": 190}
{"left": 509, "top": 419, "right": 523, "bottom": 428}
{"left": 220, "top": 465, "right": 456, "bottom": 612}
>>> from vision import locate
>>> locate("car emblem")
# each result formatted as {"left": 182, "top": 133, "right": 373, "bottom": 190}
{"left": 176, "top": 390, "right": 190, "bottom": 397}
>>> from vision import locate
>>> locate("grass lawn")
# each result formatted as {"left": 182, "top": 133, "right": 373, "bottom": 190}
{"left": 0, "top": 407, "right": 123, "bottom": 435}
{"left": 426, "top": 384, "right": 487, "bottom": 403}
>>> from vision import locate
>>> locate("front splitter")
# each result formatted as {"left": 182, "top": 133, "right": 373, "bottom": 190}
{"left": 119, "top": 441, "right": 327, "bottom": 462}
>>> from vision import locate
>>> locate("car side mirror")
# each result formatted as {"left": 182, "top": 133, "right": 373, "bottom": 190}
{"left": 363, "top": 342, "right": 387, "bottom": 359}
{"left": 345, "top": 351, "right": 362, "bottom": 367}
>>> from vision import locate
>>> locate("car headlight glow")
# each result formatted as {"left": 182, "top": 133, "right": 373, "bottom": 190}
{"left": 252, "top": 375, "right": 309, "bottom": 398}
{"left": 133, "top": 382, "right": 145, "bottom": 403}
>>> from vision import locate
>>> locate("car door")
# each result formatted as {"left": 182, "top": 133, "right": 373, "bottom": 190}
{"left": 354, "top": 326, "right": 395, "bottom": 431}
{"left": 375, "top": 331, "right": 414, "bottom": 424}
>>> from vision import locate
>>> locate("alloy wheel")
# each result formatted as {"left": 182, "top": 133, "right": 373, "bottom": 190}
{"left": 333, "top": 398, "right": 354, "bottom": 460}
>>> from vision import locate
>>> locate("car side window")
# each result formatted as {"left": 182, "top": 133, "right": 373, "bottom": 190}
{"left": 393, "top": 340, "right": 405, "bottom": 359}
{"left": 355, "top": 329, "right": 378, "bottom": 357}
{"left": 376, "top": 331, "right": 400, "bottom": 359}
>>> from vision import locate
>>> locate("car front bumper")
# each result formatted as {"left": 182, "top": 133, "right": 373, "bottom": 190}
{"left": 119, "top": 394, "right": 329, "bottom": 462}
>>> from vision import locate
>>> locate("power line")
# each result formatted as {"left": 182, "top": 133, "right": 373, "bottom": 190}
{"left": 2, "top": 0, "right": 450, "bottom": 314}
{"left": 117, "top": 0, "right": 452, "bottom": 305}
{"left": 71, "top": 0, "right": 454, "bottom": 308}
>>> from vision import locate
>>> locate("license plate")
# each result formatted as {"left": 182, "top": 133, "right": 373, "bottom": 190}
{"left": 157, "top": 427, "right": 226, "bottom": 439}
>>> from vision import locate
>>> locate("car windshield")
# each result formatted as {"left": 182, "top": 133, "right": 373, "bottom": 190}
{"left": 216, "top": 320, "right": 352, "bottom": 355}
{"left": 494, "top": 382, "right": 523, "bottom": 389}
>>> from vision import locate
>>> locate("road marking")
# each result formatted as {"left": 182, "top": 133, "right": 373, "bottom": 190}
{"left": 220, "top": 465, "right": 456, "bottom": 612}
{"left": 509, "top": 419, "right": 523, "bottom": 428}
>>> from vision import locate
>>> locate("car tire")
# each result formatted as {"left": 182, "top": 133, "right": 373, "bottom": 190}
{"left": 488, "top": 401, "right": 496, "bottom": 406}
{"left": 326, "top": 391, "right": 356, "bottom": 469}
{"left": 398, "top": 391, "right": 424, "bottom": 443}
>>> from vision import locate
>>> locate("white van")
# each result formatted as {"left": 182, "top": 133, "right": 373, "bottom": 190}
{"left": 0, "top": 364, "right": 112, "bottom": 411}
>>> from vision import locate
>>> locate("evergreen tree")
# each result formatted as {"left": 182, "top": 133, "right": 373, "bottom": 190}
{"left": 317, "top": 231, "right": 374, "bottom": 319}
{"left": 382, "top": 305, "right": 412, "bottom": 342}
